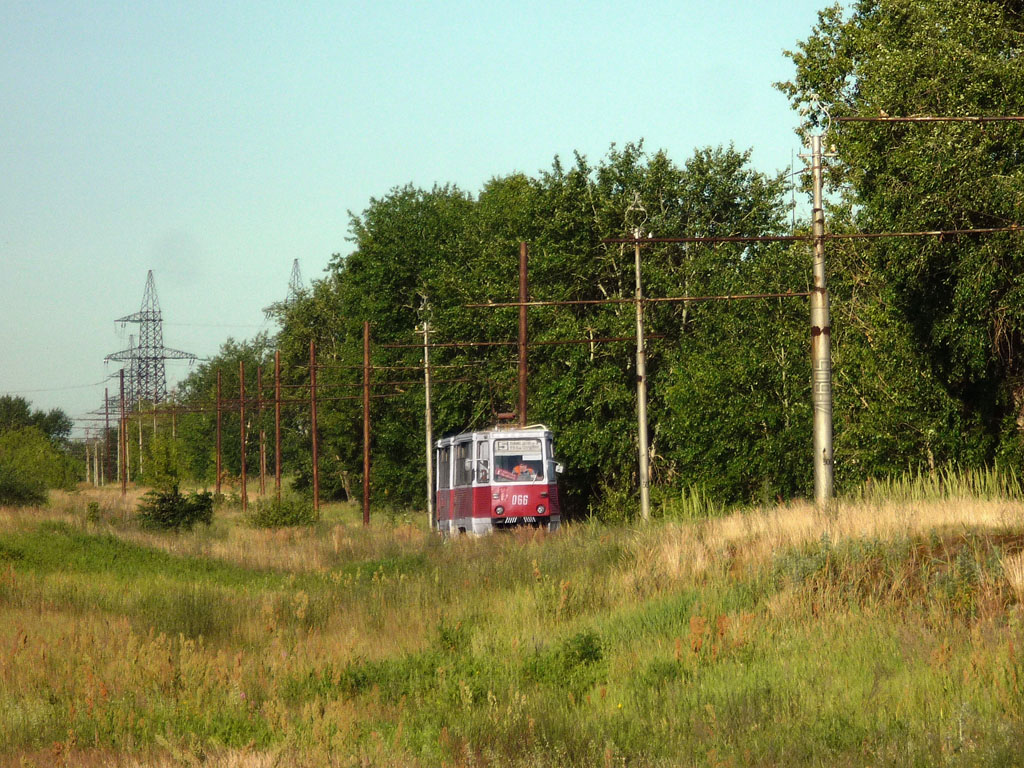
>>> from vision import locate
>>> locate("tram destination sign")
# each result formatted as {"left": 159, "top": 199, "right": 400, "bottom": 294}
{"left": 494, "top": 439, "right": 542, "bottom": 459}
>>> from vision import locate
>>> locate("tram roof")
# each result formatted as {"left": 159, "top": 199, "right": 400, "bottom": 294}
{"left": 436, "top": 424, "right": 552, "bottom": 445}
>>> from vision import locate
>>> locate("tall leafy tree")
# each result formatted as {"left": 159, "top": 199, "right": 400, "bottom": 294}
{"left": 0, "top": 395, "right": 72, "bottom": 443}
{"left": 262, "top": 144, "right": 796, "bottom": 515}
{"left": 777, "top": 0, "right": 1024, "bottom": 479}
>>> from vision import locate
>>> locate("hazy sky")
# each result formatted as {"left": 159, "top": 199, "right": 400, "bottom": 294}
{"left": 1, "top": 0, "right": 832, "bottom": 435}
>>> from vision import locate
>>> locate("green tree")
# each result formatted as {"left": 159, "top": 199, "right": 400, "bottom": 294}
{"left": 262, "top": 144, "right": 794, "bottom": 515}
{"left": 777, "top": 0, "right": 1024, "bottom": 481}
{"left": 0, "top": 395, "right": 72, "bottom": 443}
{"left": 0, "top": 427, "right": 77, "bottom": 506}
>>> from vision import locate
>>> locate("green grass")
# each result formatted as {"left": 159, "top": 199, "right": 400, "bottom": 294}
{"left": 3, "top": 494, "right": 1024, "bottom": 766}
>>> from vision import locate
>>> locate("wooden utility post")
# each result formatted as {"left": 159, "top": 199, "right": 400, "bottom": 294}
{"left": 518, "top": 241, "right": 529, "bottom": 426}
{"left": 809, "top": 134, "right": 834, "bottom": 507}
{"left": 362, "top": 322, "right": 371, "bottom": 526}
{"left": 310, "top": 340, "right": 320, "bottom": 513}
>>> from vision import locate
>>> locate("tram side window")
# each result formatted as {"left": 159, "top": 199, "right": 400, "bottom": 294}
{"left": 454, "top": 442, "right": 472, "bottom": 487}
{"left": 477, "top": 441, "right": 490, "bottom": 482}
{"left": 437, "top": 446, "right": 450, "bottom": 490}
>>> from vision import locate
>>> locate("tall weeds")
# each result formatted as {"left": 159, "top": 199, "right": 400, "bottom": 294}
{"left": 3, "top": 487, "right": 1024, "bottom": 766}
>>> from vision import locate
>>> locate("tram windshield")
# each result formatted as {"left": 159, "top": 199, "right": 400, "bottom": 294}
{"left": 492, "top": 438, "right": 544, "bottom": 482}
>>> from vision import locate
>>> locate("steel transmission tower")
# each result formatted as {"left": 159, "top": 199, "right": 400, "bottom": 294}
{"left": 105, "top": 270, "right": 196, "bottom": 409}
{"left": 287, "top": 258, "right": 303, "bottom": 302}
{"left": 263, "top": 259, "right": 306, "bottom": 317}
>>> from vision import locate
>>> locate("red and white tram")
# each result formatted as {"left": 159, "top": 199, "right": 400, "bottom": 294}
{"left": 435, "top": 424, "right": 562, "bottom": 534}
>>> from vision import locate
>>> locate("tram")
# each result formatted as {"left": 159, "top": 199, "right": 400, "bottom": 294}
{"left": 435, "top": 424, "right": 562, "bottom": 534}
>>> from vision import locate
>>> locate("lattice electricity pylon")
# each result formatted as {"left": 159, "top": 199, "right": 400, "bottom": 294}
{"left": 288, "top": 258, "right": 304, "bottom": 300}
{"left": 263, "top": 259, "right": 306, "bottom": 317}
{"left": 105, "top": 270, "right": 195, "bottom": 409}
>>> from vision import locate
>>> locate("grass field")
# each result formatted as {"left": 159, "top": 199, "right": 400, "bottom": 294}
{"left": 2, "top": 486, "right": 1024, "bottom": 766}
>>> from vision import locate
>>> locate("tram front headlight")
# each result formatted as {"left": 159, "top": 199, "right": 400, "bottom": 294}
{"left": 495, "top": 506, "right": 505, "bottom": 516}
{"left": 536, "top": 504, "right": 546, "bottom": 515}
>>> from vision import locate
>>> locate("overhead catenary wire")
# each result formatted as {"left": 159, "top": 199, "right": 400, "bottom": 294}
{"left": 465, "top": 292, "right": 811, "bottom": 309}
{"left": 602, "top": 225, "right": 1022, "bottom": 245}
{"left": 834, "top": 115, "right": 1024, "bottom": 123}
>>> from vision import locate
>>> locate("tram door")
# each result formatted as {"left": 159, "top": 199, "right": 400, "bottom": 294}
{"left": 435, "top": 443, "right": 452, "bottom": 532}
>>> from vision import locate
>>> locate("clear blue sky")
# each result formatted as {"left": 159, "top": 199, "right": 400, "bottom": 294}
{"left": 1, "top": 0, "right": 833, "bottom": 435}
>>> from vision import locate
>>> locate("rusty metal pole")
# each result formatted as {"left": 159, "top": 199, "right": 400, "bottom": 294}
{"left": 215, "top": 370, "right": 222, "bottom": 497}
{"left": 310, "top": 340, "right": 320, "bottom": 514}
{"left": 423, "top": 319, "right": 435, "bottom": 530}
{"left": 275, "top": 350, "right": 282, "bottom": 503}
{"left": 240, "top": 361, "right": 247, "bottom": 514}
{"left": 362, "top": 321, "right": 371, "bottom": 526}
{"left": 104, "top": 387, "right": 110, "bottom": 486}
{"left": 518, "top": 241, "right": 528, "bottom": 427}
{"left": 634, "top": 229, "right": 651, "bottom": 522}
{"left": 258, "top": 366, "right": 266, "bottom": 496}
{"left": 810, "top": 134, "right": 834, "bottom": 507}
{"left": 119, "top": 369, "right": 127, "bottom": 498}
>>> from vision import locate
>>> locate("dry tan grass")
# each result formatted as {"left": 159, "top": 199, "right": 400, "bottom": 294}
{"left": 628, "top": 497, "right": 1024, "bottom": 588}
{"left": 1001, "top": 550, "right": 1024, "bottom": 602}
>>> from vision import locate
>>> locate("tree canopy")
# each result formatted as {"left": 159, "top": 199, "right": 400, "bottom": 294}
{"left": 777, "top": 0, "right": 1024, "bottom": 481}
{"left": 169, "top": 0, "right": 1024, "bottom": 517}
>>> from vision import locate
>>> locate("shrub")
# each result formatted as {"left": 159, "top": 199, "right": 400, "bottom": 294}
{"left": 85, "top": 501, "right": 101, "bottom": 523}
{"left": 0, "top": 464, "right": 47, "bottom": 506}
{"left": 246, "top": 496, "right": 319, "bottom": 529}
{"left": 136, "top": 484, "right": 214, "bottom": 531}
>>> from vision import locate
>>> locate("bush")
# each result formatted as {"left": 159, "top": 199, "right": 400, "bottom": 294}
{"left": 85, "top": 501, "right": 101, "bottom": 523}
{"left": 136, "top": 484, "right": 214, "bottom": 531}
{"left": 0, "top": 464, "right": 47, "bottom": 506}
{"left": 246, "top": 496, "right": 319, "bottom": 529}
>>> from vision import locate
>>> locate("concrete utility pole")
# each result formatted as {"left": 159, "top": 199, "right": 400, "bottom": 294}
{"left": 422, "top": 317, "right": 435, "bottom": 530}
{"left": 633, "top": 228, "right": 651, "bottom": 522}
{"left": 362, "top": 322, "right": 371, "bottom": 526}
{"left": 809, "top": 133, "right": 834, "bottom": 507}
{"left": 310, "top": 340, "right": 320, "bottom": 513}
